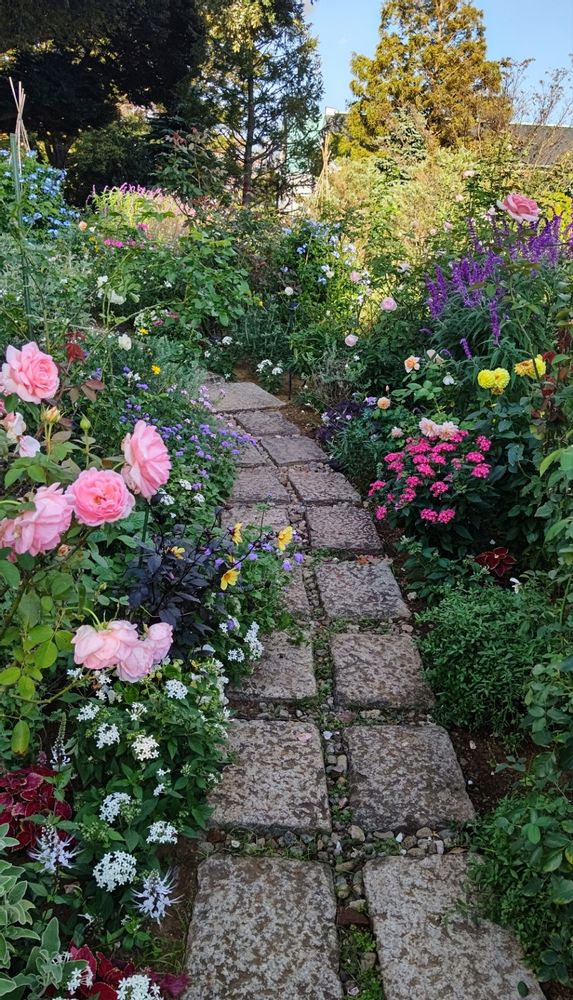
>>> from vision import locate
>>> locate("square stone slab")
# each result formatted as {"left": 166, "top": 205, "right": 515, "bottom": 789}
{"left": 209, "top": 720, "right": 331, "bottom": 833}
{"left": 221, "top": 504, "right": 291, "bottom": 533}
{"left": 306, "top": 504, "right": 382, "bottom": 554}
{"left": 332, "top": 633, "right": 434, "bottom": 709}
{"left": 283, "top": 564, "right": 312, "bottom": 619}
{"left": 231, "top": 632, "right": 316, "bottom": 703}
{"left": 289, "top": 468, "right": 360, "bottom": 505}
{"left": 260, "top": 435, "right": 328, "bottom": 466}
{"left": 346, "top": 724, "right": 475, "bottom": 831}
{"left": 230, "top": 469, "right": 290, "bottom": 504}
{"left": 208, "top": 382, "right": 285, "bottom": 412}
{"left": 315, "top": 559, "right": 410, "bottom": 621}
{"left": 363, "top": 856, "right": 543, "bottom": 1000}
{"left": 235, "top": 410, "right": 302, "bottom": 436}
{"left": 236, "top": 442, "right": 269, "bottom": 467}
{"left": 185, "top": 856, "right": 343, "bottom": 1000}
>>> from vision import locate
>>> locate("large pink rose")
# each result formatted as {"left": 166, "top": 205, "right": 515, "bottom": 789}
{"left": 73, "top": 624, "right": 123, "bottom": 671}
{"left": 121, "top": 421, "right": 171, "bottom": 500}
{"left": 0, "top": 484, "right": 72, "bottom": 557}
{"left": 144, "top": 622, "right": 173, "bottom": 663}
{"left": 0, "top": 343, "right": 59, "bottom": 404}
{"left": 66, "top": 469, "right": 135, "bottom": 526}
{"left": 115, "top": 642, "right": 155, "bottom": 683}
{"left": 499, "top": 193, "right": 540, "bottom": 223}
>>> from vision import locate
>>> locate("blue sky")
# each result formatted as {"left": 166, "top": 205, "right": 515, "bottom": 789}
{"left": 307, "top": 0, "right": 573, "bottom": 117}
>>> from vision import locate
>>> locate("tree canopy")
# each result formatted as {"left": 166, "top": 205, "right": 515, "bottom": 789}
{"left": 345, "top": 0, "right": 510, "bottom": 153}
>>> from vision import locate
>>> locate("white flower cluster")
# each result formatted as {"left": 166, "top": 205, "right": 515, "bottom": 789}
{"left": 100, "top": 792, "right": 132, "bottom": 824}
{"left": 221, "top": 336, "right": 233, "bottom": 346}
{"left": 77, "top": 703, "right": 100, "bottom": 722}
{"left": 129, "top": 702, "right": 147, "bottom": 720}
{"left": 116, "top": 975, "right": 162, "bottom": 999}
{"left": 66, "top": 965, "right": 94, "bottom": 992}
{"left": 132, "top": 734, "right": 160, "bottom": 761}
{"left": 93, "top": 851, "right": 137, "bottom": 891}
{"left": 244, "top": 622, "right": 263, "bottom": 659}
{"left": 165, "top": 679, "right": 188, "bottom": 700}
{"left": 95, "top": 723, "right": 120, "bottom": 748}
{"left": 227, "top": 648, "right": 244, "bottom": 663}
{"left": 178, "top": 479, "right": 193, "bottom": 491}
{"left": 146, "top": 821, "right": 178, "bottom": 845}
{"left": 158, "top": 490, "right": 175, "bottom": 506}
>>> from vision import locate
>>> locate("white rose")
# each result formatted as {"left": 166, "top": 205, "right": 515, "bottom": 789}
{"left": 117, "top": 334, "right": 132, "bottom": 350}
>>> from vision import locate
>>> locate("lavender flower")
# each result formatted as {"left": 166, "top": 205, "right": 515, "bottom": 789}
{"left": 29, "top": 827, "right": 77, "bottom": 873}
{"left": 133, "top": 870, "right": 181, "bottom": 924}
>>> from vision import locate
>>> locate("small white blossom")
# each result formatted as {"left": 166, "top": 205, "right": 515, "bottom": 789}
{"left": 227, "top": 648, "right": 245, "bottom": 662}
{"left": 165, "top": 679, "right": 188, "bottom": 700}
{"left": 109, "top": 290, "right": 126, "bottom": 305}
{"left": 158, "top": 492, "right": 175, "bottom": 506}
{"left": 100, "top": 792, "right": 132, "bottom": 824}
{"left": 193, "top": 493, "right": 205, "bottom": 504}
{"left": 117, "top": 334, "right": 132, "bottom": 350}
{"left": 132, "top": 734, "right": 160, "bottom": 761}
{"left": 133, "top": 870, "right": 180, "bottom": 924}
{"left": 117, "top": 974, "right": 162, "bottom": 999}
{"left": 29, "top": 827, "right": 77, "bottom": 873}
{"left": 66, "top": 965, "right": 94, "bottom": 992}
{"left": 146, "top": 821, "right": 178, "bottom": 845}
{"left": 129, "top": 702, "right": 147, "bottom": 720}
{"left": 221, "top": 336, "right": 233, "bottom": 345}
{"left": 178, "top": 479, "right": 193, "bottom": 491}
{"left": 77, "top": 703, "right": 100, "bottom": 722}
{"left": 153, "top": 784, "right": 165, "bottom": 796}
{"left": 95, "top": 723, "right": 120, "bottom": 748}
{"left": 93, "top": 851, "right": 137, "bottom": 891}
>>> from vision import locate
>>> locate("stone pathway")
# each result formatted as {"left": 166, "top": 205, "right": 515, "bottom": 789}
{"left": 185, "top": 382, "right": 543, "bottom": 999}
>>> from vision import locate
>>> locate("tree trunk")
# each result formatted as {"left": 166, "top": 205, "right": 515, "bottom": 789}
{"left": 242, "top": 73, "right": 255, "bottom": 205}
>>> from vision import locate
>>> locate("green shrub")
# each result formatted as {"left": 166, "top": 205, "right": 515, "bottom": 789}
{"left": 417, "top": 584, "right": 556, "bottom": 735}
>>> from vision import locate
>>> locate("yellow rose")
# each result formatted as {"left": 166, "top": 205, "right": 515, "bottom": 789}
{"left": 514, "top": 355, "right": 546, "bottom": 379}
{"left": 277, "top": 526, "right": 293, "bottom": 551}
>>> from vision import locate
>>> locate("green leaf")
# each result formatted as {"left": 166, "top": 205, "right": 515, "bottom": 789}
{"left": 33, "top": 641, "right": 57, "bottom": 669}
{"left": 0, "top": 560, "right": 20, "bottom": 588}
{"left": 26, "top": 624, "right": 53, "bottom": 648}
{"left": 17, "top": 592, "right": 41, "bottom": 629}
{"left": 539, "top": 449, "right": 561, "bottom": 477}
{"left": 10, "top": 721, "right": 30, "bottom": 755}
{"left": 17, "top": 676, "right": 35, "bottom": 701}
{"left": 0, "top": 667, "right": 20, "bottom": 686}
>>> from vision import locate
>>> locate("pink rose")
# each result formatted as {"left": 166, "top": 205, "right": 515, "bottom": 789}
{"left": 144, "top": 622, "right": 173, "bottom": 663}
{"left": 0, "top": 342, "right": 59, "bottom": 404}
{"left": 344, "top": 334, "right": 358, "bottom": 347}
{"left": 1, "top": 411, "right": 26, "bottom": 443}
{"left": 121, "top": 420, "right": 171, "bottom": 500}
{"left": 349, "top": 271, "right": 361, "bottom": 283}
{"left": 72, "top": 624, "right": 124, "bottom": 671}
{"left": 0, "top": 483, "right": 72, "bottom": 557}
{"left": 115, "top": 642, "right": 155, "bottom": 683}
{"left": 381, "top": 297, "right": 397, "bottom": 312}
{"left": 17, "top": 435, "right": 41, "bottom": 458}
{"left": 499, "top": 193, "right": 540, "bottom": 224}
{"left": 66, "top": 469, "right": 135, "bottom": 526}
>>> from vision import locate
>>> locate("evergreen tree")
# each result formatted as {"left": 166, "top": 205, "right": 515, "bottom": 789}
{"left": 346, "top": 0, "right": 509, "bottom": 152}
{"left": 189, "top": 0, "right": 323, "bottom": 204}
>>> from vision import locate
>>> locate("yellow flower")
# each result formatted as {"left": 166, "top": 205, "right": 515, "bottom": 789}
{"left": 277, "top": 526, "right": 293, "bottom": 551}
{"left": 221, "top": 568, "right": 240, "bottom": 590}
{"left": 514, "top": 355, "right": 546, "bottom": 379}
{"left": 138, "top": 327, "right": 149, "bottom": 335}
{"left": 377, "top": 396, "right": 391, "bottom": 410}
{"left": 477, "top": 368, "right": 510, "bottom": 394}
{"left": 151, "top": 364, "right": 161, "bottom": 375}
{"left": 169, "top": 546, "right": 185, "bottom": 560}
{"left": 232, "top": 522, "right": 243, "bottom": 545}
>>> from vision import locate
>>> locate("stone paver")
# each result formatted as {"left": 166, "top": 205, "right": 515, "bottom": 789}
{"left": 283, "top": 564, "right": 312, "bottom": 619}
{"left": 209, "top": 381, "right": 285, "bottom": 412}
{"left": 260, "top": 435, "right": 328, "bottom": 466}
{"left": 185, "top": 856, "right": 343, "bottom": 1000}
{"left": 220, "top": 504, "right": 291, "bottom": 533}
{"left": 289, "top": 467, "right": 360, "bottom": 504}
{"left": 209, "top": 720, "right": 331, "bottom": 833}
{"left": 230, "top": 468, "right": 290, "bottom": 504}
{"left": 231, "top": 632, "right": 316, "bottom": 703}
{"left": 315, "top": 558, "right": 410, "bottom": 621}
{"left": 236, "top": 442, "right": 269, "bottom": 467}
{"left": 306, "top": 503, "right": 382, "bottom": 554}
{"left": 346, "top": 724, "right": 475, "bottom": 831}
{"left": 332, "top": 633, "right": 434, "bottom": 709}
{"left": 234, "top": 410, "right": 302, "bottom": 436}
{"left": 363, "top": 856, "right": 543, "bottom": 1000}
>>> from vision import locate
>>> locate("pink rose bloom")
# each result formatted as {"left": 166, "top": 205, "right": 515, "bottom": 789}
{"left": 17, "top": 435, "right": 41, "bottom": 458}
{"left": 390, "top": 427, "right": 403, "bottom": 439}
{"left": 404, "top": 355, "right": 420, "bottom": 373}
{"left": 115, "top": 642, "right": 155, "bottom": 683}
{"left": 499, "top": 193, "right": 540, "bottom": 224}
{"left": 0, "top": 483, "right": 72, "bottom": 557}
{"left": 2, "top": 411, "right": 26, "bottom": 443}
{"left": 437, "top": 421, "right": 460, "bottom": 441}
{"left": 344, "top": 334, "right": 358, "bottom": 348}
{"left": 381, "top": 296, "right": 397, "bottom": 312}
{"left": 144, "top": 622, "right": 173, "bottom": 663}
{"left": 121, "top": 420, "right": 171, "bottom": 500}
{"left": 349, "top": 271, "right": 361, "bottom": 283}
{"left": 72, "top": 624, "right": 124, "bottom": 671}
{"left": 0, "top": 342, "right": 59, "bottom": 403}
{"left": 419, "top": 417, "right": 440, "bottom": 438}
{"left": 67, "top": 469, "right": 135, "bottom": 526}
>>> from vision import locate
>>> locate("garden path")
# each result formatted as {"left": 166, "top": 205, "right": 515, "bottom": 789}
{"left": 183, "top": 382, "right": 543, "bottom": 1000}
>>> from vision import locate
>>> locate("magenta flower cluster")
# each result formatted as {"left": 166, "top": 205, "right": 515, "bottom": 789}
{"left": 368, "top": 430, "right": 492, "bottom": 527}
